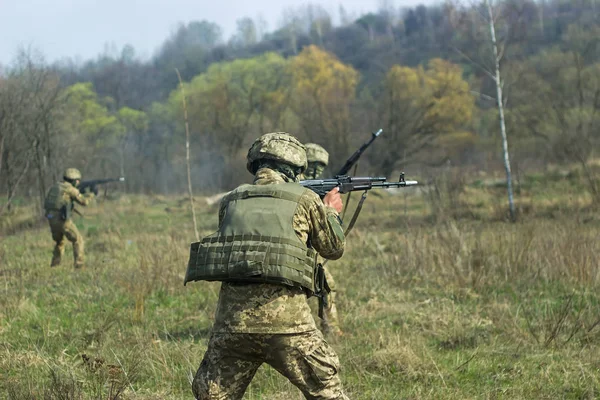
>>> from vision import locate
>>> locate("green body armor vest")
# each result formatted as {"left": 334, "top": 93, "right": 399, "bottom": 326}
{"left": 185, "top": 183, "right": 317, "bottom": 292}
{"left": 44, "top": 182, "right": 71, "bottom": 219}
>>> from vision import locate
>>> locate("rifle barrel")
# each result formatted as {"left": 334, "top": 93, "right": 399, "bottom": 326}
{"left": 372, "top": 180, "right": 419, "bottom": 188}
{"left": 336, "top": 129, "right": 383, "bottom": 176}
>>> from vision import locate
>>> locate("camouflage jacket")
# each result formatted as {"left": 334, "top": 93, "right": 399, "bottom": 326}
{"left": 212, "top": 167, "right": 345, "bottom": 334}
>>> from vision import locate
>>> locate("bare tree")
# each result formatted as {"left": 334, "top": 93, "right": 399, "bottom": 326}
{"left": 18, "top": 51, "right": 65, "bottom": 211}
{"left": 0, "top": 49, "right": 67, "bottom": 214}
{"left": 176, "top": 69, "right": 200, "bottom": 241}
{"left": 453, "top": 0, "right": 518, "bottom": 221}
{"left": 486, "top": 0, "right": 516, "bottom": 221}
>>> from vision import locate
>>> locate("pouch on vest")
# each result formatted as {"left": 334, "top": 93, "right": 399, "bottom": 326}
{"left": 314, "top": 262, "right": 331, "bottom": 319}
{"left": 61, "top": 204, "right": 71, "bottom": 220}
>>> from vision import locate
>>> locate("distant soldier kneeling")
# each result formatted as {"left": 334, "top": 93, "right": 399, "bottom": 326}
{"left": 44, "top": 168, "right": 94, "bottom": 269}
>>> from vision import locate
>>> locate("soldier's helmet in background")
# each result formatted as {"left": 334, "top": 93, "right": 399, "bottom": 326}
{"left": 247, "top": 132, "right": 308, "bottom": 174}
{"left": 304, "top": 143, "right": 329, "bottom": 166}
{"left": 63, "top": 168, "right": 82, "bottom": 181}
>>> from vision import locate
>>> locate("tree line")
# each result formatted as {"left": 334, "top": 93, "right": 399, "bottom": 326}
{"left": 1, "top": 0, "right": 599, "bottom": 213}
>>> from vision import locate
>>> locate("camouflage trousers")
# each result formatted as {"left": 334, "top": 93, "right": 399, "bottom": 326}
{"left": 320, "top": 268, "right": 342, "bottom": 336}
{"left": 48, "top": 217, "right": 84, "bottom": 268}
{"left": 192, "top": 330, "right": 349, "bottom": 400}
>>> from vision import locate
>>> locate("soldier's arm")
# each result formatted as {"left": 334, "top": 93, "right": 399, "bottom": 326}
{"left": 297, "top": 190, "right": 345, "bottom": 260}
{"left": 67, "top": 186, "right": 94, "bottom": 206}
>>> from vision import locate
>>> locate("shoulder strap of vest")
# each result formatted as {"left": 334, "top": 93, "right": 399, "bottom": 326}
{"left": 226, "top": 184, "right": 306, "bottom": 204}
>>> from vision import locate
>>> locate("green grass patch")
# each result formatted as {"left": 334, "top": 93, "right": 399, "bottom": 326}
{"left": 1, "top": 181, "right": 599, "bottom": 398}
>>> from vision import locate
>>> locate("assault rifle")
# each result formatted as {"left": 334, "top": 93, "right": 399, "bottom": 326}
{"left": 300, "top": 173, "right": 418, "bottom": 198}
{"left": 336, "top": 128, "right": 383, "bottom": 176}
{"left": 304, "top": 172, "right": 417, "bottom": 319}
{"left": 79, "top": 177, "right": 125, "bottom": 195}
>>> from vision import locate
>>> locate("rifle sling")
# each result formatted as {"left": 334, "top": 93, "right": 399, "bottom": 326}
{"left": 315, "top": 261, "right": 331, "bottom": 319}
{"left": 323, "top": 189, "right": 368, "bottom": 270}
{"left": 341, "top": 163, "right": 359, "bottom": 221}
{"left": 317, "top": 190, "right": 368, "bottom": 319}
{"left": 344, "top": 190, "right": 368, "bottom": 237}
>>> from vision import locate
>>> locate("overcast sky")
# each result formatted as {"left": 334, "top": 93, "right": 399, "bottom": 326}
{"left": 0, "top": 0, "right": 436, "bottom": 65}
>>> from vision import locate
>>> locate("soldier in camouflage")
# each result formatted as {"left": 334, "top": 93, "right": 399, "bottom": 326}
{"left": 304, "top": 143, "right": 329, "bottom": 180}
{"left": 304, "top": 143, "right": 343, "bottom": 337}
{"left": 185, "top": 133, "right": 349, "bottom": 399}
{"left": 44, "top": 168, "right": 94, "bottom": 268}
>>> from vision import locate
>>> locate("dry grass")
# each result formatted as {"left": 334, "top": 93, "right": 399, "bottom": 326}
{"left": 1, "top": 170, "right": 599, "bottom": 399}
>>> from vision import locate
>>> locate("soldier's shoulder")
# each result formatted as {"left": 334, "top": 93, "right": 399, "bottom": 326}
{"left": 269, "top": 182, "right": 321, "bottom": 207}
{"left": 54, "top": 181, "right": 69, "bottom": 191}
{"left": 298, "top": 186, "right": 321, "bottom": 205}
{"left": 218, "top": 185, "right": 250, "bottom": 207}
{"left": 64, "top": 184, "right": 81, "bottom": 196}
{"left": 223, "top": 184, "right": 251, "bottom": 199}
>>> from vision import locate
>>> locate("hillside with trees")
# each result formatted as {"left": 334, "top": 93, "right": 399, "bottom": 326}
{"left": 1, "top": 0, "right": 599, "bottom": 211}
{"left": 2, "top": 3, "right": 600, "bottom": 397}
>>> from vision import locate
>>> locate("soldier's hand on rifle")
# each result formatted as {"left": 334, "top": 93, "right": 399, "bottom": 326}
{"left": 82, "top": 189, "right": 96, "bottom": 199}
{"left": 82, "top": 185, "right": 99, "bottom": 196}
{"left": 323, "top": 187, "right": 343, "bottom": 213}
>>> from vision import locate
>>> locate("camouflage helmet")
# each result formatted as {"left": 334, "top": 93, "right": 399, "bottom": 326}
{"left": 246, "top": 132, "right": 307, "bottom": 174}
{"left": 304, "top": 143, "right": 329, "bottom": 166}
{"left": 63, "top": 168, "right": 82, "bottom": 181}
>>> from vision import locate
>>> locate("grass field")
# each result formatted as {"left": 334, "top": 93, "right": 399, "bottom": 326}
{"left": 1, "top": 170, "right": 600, "bottom": 399}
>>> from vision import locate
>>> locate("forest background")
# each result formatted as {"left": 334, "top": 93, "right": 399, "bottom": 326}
{"left": 2, "top": 1, "right": 600, "bottom": 398}
{"left": 1, "top": 0, "right": 599, "bottom": 210}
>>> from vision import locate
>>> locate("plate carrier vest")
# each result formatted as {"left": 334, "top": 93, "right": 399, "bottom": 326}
{"left": 44, "top": 182, "right": 72, "bottom": 219}
{"left": 185, "top": 183, "right": 317, "bottom": 293}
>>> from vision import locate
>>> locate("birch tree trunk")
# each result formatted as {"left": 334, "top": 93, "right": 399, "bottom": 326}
{"left": 176, "top": 69, "right": 200, "bottom": 241}
{"left": 486, "top": 0, "right": 516, "bottom": 222}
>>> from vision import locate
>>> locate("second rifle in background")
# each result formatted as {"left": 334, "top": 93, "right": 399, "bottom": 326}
{"left": 336, "top": 128, "right": 383, "bottom": 176}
